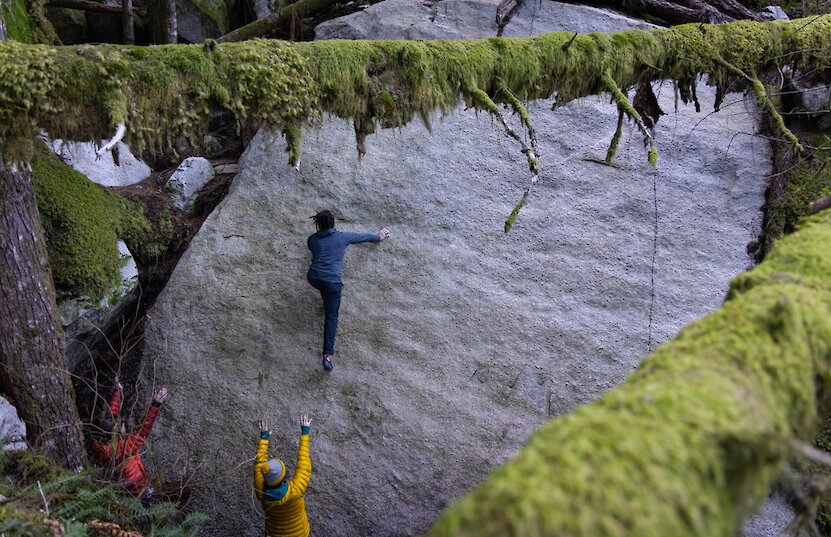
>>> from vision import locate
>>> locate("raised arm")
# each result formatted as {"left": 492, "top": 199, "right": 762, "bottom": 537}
{"left": 254, "top": 419, "right": 270, "bottom": 497}
{"left": 287, "top": 414, "right": 312, "bottom": 498}
{"left": 106, "top": 377, "right": 123, "bottom": 418}
{"left": 125, "top": 387, "right": 166, "bottom": 455}
{"left": 342, "top": 228, "right": 389, "bottom": 244}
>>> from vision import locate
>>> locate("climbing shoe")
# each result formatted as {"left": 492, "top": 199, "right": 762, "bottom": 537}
{"left": 322, "top": 356, "right": 333, "bottom": 371}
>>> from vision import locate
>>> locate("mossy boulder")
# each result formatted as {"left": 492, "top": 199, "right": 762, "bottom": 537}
{"left": 31, "top": 145, "right": 163, "bottom": 298}
{"left": 177, "top": 0, "right": 230, "bottom": 43}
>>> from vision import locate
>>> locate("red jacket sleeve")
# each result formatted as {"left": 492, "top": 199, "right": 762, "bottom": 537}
{"left": 106, "top": 387, "right": 122, "bottom": 418}
{"left": 90, "top": 439, "right": 113, "bottom": 464}
{"left": 125, "top": 403, "right": 160, "bottom": 455}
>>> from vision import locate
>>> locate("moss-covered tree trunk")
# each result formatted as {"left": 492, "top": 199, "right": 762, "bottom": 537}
{"left": 0, "top": 158, "right": 86, "bottom": 471}
{"left": 149, "top": 0, "right": 176, "bottom": 43}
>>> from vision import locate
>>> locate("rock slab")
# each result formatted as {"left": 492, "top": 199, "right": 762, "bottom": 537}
{"left": 49, "top": 139, "right": 151, "bottom": 187}
{"left": 0, "top": 396, "right": 27, "bottom": 452}
{"left": 166, "top": 156, "right": 215, "bottom": 212}
{"left": 143, "top": 2, "right": 773, "bottom": 535}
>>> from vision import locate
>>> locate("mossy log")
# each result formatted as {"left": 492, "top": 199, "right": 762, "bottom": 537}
{"left": 1, "top": 16, "right": 831, "bottom": 165}
{"left": 429, "top": 207, "right": 831, "bottom": 535}
{"left": 216, "top": 0, "right": 340, "bottom": 43}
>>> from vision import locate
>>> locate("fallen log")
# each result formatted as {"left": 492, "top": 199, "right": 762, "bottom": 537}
{"left": 46, "top": 0, "right": 141, "bottom": 15}
{"left": 216, "top": 0, "right": 339, "bottom": 43}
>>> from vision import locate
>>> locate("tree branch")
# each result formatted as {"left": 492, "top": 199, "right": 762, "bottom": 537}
{"left": 46, "top": 0, "right": 141, "bottom": 15}
{"left": 217, "top": 0, "right": 340, "bottom": 43}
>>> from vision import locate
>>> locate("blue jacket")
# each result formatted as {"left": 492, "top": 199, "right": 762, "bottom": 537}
{"left": 307, "top": 228, "right": 380, "bottom": 283}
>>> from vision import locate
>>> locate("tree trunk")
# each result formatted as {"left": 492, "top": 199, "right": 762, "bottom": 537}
{"left": 149, "top": 0, "right": 177, "bottom": 44}
{"left": 606, "top": 0, "right": 762, "bottom": 24}
{"left": 122, "top": 0, "right": 134, "bottom": 44}
{"left": 217, "top": 0, "right": 338, "bottom": 43}
{"left": 0, "top": 2, "right": 7, "bottom": 42}
{"left": 0, "top": 158, "right": 87, "bottom": 471}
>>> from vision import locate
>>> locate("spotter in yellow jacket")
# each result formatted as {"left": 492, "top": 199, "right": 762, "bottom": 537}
{"left": 254, "top": 415, "right": 312, "bottom": 537}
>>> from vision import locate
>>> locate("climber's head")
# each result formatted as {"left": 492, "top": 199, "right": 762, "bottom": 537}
{"left": 99, "top": 414, "right": 116, "bottom": 434}
{"left": 263, "top": 458, "right": 287, "bottom": 487}
{"left": 312, "top": 210, "right": 335, "bottom": 232}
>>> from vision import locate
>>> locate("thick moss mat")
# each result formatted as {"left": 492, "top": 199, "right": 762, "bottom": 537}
{"left": 32, "top": 145, "right": 169, "bottom": 297}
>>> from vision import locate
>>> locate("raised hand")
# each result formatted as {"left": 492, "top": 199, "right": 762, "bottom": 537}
{"left": 300, "top": 414, "right": 312, "bottom": 428}
{"left": 152, "top": 387, "right": 168, "bottom": 404}
{"left": 259, "top": 419, "right": 268, "bottom": 433}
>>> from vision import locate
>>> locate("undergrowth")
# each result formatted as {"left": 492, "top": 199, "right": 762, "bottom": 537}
{"left": 0, "top": 449, "right": 209, "bottom": 537}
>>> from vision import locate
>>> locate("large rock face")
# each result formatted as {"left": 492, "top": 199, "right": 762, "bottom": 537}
{"left": 142, "top": 2, "right": 773, "bottom": 535}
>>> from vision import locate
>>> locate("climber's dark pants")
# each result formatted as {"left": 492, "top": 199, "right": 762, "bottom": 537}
{"left": 307, "top": 276, "right": 342, "bottom": 356}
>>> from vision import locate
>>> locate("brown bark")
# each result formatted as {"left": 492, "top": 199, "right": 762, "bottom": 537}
{"left": 217, "top": 0, "right": 339, "bottom": 43}
{"left": 122, "top": 0, "right": 134, "bottom": 44}
{"left": 613, "top": 0, "right": 761, "bottom": 24}
{"left": 0, "top": 158, "right": 87, "bottom": 471}
{"left": 149, "top": 0, "right": 177, "bottom": 44}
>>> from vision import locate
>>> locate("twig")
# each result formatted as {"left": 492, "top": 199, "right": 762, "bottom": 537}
{"left": 561, "top": 32, "right": 578, "bottom": 51}
{"left": 37, "top": 480, "right": 50, "bottom": 517}
{"left": 601, "top": 72, "right": 658, "bottom": 165}
{"left": 791, "top": 438, "right": 831, "bottom": 467}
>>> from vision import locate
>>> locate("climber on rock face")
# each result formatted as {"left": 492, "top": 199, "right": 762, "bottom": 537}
{"left": 255, "top": 415, "right": 313, "bottom": 537}
{"left": 306, "top": 209, "right": 389, "bottom": 371}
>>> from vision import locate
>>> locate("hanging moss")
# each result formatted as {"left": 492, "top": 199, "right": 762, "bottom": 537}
{"left": 429, "top": 208, "right": 831, "bottom": 536}
{"left": 1, "top": 17, "right": 830, "bottom": 163}
{"left": 32, "top": 145, "right": 169, "bottom": 297}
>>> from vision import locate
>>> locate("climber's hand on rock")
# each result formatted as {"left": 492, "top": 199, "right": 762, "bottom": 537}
{"left": 259, "top": 419, "right": 268, "bottom": 433}
{"left": 378, "top": 228, "right": 390, "bottom": 240}
{"left": 301, "top": 414, "right": 312, "bottom": 428}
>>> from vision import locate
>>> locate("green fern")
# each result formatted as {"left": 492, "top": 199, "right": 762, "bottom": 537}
{"left": 63, "top": 520, "right": 90, "bottom": 537}
{"left": 54, "top": 487, "right": 115, "bottom": 521}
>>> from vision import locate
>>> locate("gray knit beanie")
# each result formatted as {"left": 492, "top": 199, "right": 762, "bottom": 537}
{"left": 264, "top": 459, "right": 286, "bottom": 486}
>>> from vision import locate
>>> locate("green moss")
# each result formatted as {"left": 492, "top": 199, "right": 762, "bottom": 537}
{"left": 2, "top": 18, "right": 830, "bottom": 162}
{"left": 2, "top": 0, "right": 37, "bottom": 43}
{"left": 4, "top": 450, "right": 67, "bottom": 485}
{"left": 430, "top": 208, "right": 831, "bottom": 536}
{"left": 32, "top": 145, "right": 168, "bottom": 297}
{"left": 766, "top": 140, "right": 831, "bottom": 248}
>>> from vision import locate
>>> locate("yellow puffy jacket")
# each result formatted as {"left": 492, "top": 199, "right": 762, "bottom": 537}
{"left": 254, "top": 429, "right": 312, "bottom": 537}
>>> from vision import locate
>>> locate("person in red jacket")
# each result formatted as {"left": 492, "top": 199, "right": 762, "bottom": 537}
{"left": 90, "top": 377, "right": 168, "bottom": 506}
